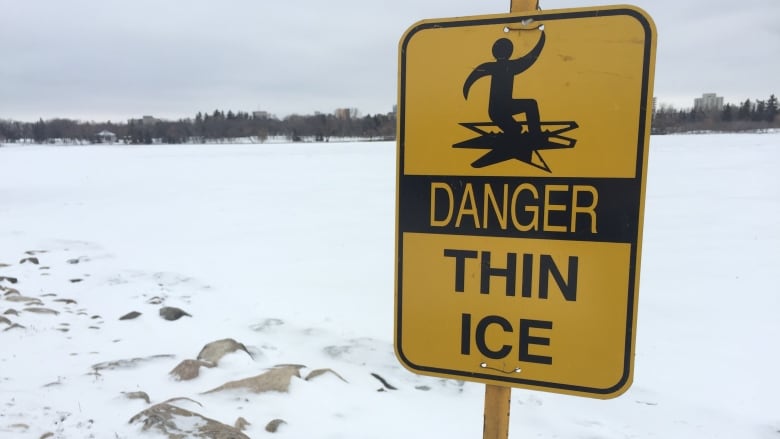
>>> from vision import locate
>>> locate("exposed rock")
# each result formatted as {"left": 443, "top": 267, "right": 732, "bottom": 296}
{"left": 122, "top": 391, "right": 151, "bottom": 404}
{"left": 159, "top": 306, "right": 191, "bottom": 321}
{"left": 0, "top": 276, "right": 18, "bottom": 284}
{"left": 7, "top": 423, "right": 29, "bottom": 430}
{"left": 92, "top": 354, "right": 176, "bottom": 372}
{"left": 129, "top": 398, "right": 249, "bottom": 439}
{"left": 3, "top": 323, "right": 25, "bottom": 332}
{"left": 69, "top": 278, "right": 83, "bottom": 283}
{"left": 43, "top": 379, "right": 63, "bottom": 387}
{"left": 53, "top": 298, "right": 78, "bottom": 305}
{"left": 371, "top": 373, "right": 397, "bottom": 390}
{"left": 197, "top": 338, "right": 253, "bottom": 365}
{"left": 0, "top": 315, "right": 11, "bottom": 325}
{"left": 3, "top": 294, "right": 31, "bottom": 302}
{"left": 0, "top": 263, "right": 11, "bottom": 268}
{"left": 24, "top": 307, "right": 60, "bottom": 316}
{"left": 2, "top": 288, "right": 21, "bottom": 296}
{"left": 169, "top": 359, "right": 215, "bottom": 381}
{"left": 305, "top": 368, "right": 348, "bottom": 383}
{"left": 275, "top": 363, "right": 306, "bottom": 369}
{"left": 40, "top": 432, "right": 54, "bottom": 439}
{"left": 5, "top": 295, "right": 42, "bottom": 305}
{"left": 204, "top": 365, "right": 303, "bottom": 394}
{"left": 234, "top": 417, "right": 251, "bottom": 431}
{"left": 3, "top": 308, "right": 19, "bottom": 316}
{"left": 265, "top": 419, "right": 287, "bottom": 433}
{"left": 19, "top": 257, "right": 39, "bottom": 265}
{"left": 147, "top": 296, "right": 165, "bottom": 305}
{"left": 119, "top": 311, "right": 142, "bottom": 320}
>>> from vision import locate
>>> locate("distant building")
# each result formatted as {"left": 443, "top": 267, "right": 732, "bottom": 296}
{"left": 694, "top": 93, "right": 724, "bottom": 112}
{"left": 334, "top": 108, "right": 355, "bottom": 120}
{"left": 96, "top": 130, "right": 117, "bottom": 143}
{"left": 127, "top": 115, "right": 159, "bottom": 126}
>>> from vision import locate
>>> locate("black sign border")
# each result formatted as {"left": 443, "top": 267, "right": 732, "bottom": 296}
{"left": 395, "top": 6, "right": 654, "bottom": 397}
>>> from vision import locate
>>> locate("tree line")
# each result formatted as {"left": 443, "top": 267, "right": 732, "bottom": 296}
{"left": 2, "top": 94, "right": 778, "bottom": 144}
{"left": 652, "top": 94, "right": 779, "bottom": 134}
{"left": 0, "top": 109, "right": 396, "bottom": 144}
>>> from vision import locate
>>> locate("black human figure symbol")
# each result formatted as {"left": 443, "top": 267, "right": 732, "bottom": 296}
{"left": 454, "top": 30, "right": 577, "bottom": 171}
{"left": 462, "top": 31, "right": 546, "bottom": 144}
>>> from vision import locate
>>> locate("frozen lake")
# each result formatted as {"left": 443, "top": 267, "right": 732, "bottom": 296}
{"left": 1, "top": 133, "right": 778, "bottom": 438}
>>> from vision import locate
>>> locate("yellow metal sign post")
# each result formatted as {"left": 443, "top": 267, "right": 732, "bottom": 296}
{"left": 395, "top": 1, "right": 656, "bottom": 436}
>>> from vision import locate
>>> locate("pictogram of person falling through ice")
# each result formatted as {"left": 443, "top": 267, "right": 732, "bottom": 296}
{"left": 454, "top": 28, "right": 578, "bottom": 172}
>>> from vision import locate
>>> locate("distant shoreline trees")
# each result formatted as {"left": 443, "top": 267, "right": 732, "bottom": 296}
{"left": 1, "top": 95, "right": 778, "bottom": 144}
{"left": 0, "top": 108, "right": 396, "bottom": 145}
{"left": 652, "top": 94, "right": 778, "bottom": 134}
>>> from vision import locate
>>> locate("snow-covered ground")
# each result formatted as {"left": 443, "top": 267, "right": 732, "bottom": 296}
{"left": 0, "top": 134, "right": 778, "bottom": 438}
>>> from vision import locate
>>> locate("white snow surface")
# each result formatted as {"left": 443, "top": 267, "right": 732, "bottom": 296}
{"left": 0, "top": 134, "right": 778, "bottom": 438}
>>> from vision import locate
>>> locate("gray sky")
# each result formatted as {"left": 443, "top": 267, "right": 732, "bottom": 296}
{"left": 1, "top": 0, "right": 778, "bottom": 122}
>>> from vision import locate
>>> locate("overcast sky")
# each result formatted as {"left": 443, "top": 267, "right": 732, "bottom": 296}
{"left": 1, "top": 0, "right": 778, "bottom": 122}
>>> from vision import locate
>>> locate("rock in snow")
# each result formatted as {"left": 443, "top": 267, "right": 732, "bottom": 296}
{"left": 197, "top": 338, "right": 253, "bottom": 365}
{"left": 159, "top": 306, "right": 191, "bottom": 321}
{"left": 129, "top": 398, "right": 249, "bottom": 439}
{"left": 119, "top": 311, "right": 142, "bottom": 320}
{"left": 305, "top": 368, "right": 348, "bottom": 383}
{"left": 265, "top": 418, "right": 287, "bottom": 433}
{"left": 203, "top": 365, "right": 303, "bottom": 394}
{"left": 122, "top": 391, "right": 151, "bottom": 404}
{"left": 169, "top": 359, "right": 216, "bottom": 381}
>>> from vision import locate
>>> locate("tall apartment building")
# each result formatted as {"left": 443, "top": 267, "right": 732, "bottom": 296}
{"left": 694, "top": 93, "right": 724, "bottom": 112}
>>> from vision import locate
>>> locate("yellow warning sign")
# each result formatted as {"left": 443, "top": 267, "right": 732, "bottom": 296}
{"left": 395, "top": 5, "right": 656, "bottom": 399}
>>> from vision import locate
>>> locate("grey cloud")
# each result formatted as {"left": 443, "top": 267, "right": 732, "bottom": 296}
{"left": 1, "top": 0, "right": 778, "bottom": 120}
